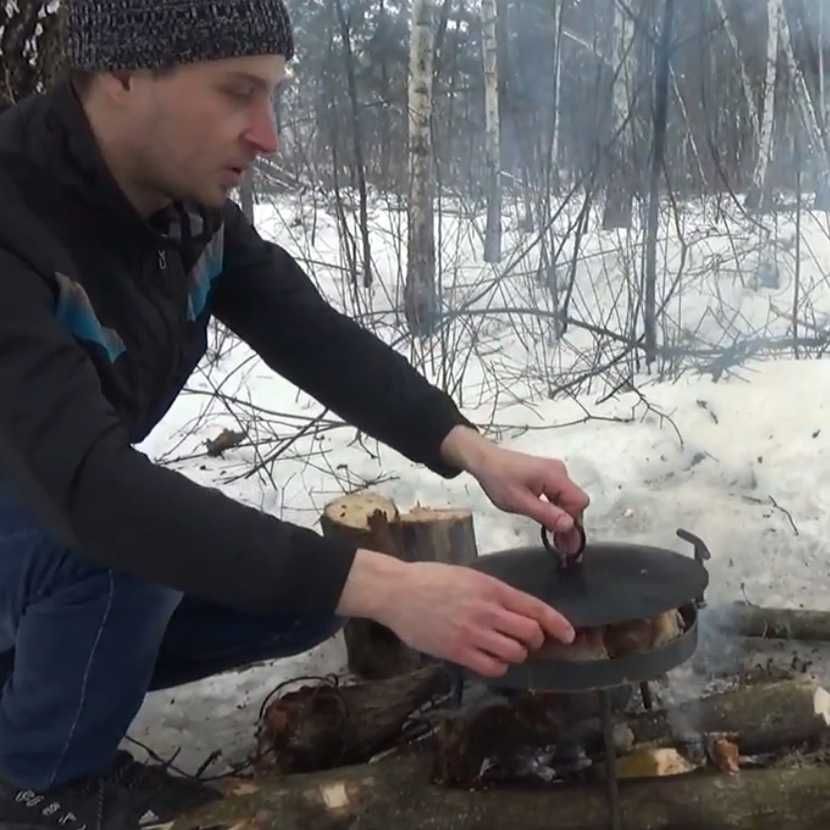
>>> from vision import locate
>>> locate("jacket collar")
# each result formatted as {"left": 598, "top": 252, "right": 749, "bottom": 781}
{"left": 49, "top": 81, "right": 219, "bottom": 248}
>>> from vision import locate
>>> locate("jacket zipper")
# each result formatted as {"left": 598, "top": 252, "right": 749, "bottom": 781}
{"left": 157, "top": 246, "right": 187, "bottom": 403}
{"left": 142, "top": 248, "right": 178, "bottom": 415}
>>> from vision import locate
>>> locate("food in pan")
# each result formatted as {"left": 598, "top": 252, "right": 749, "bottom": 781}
{"left": 537, "top": 609, "right": 686, "bottom": 662}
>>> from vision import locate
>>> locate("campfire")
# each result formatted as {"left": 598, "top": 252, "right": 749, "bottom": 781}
{"left": 434, "top": 523, "right": 712, "bottom": 830}
{"left": 173, "top": 494, "right": 830, "bottom": 830}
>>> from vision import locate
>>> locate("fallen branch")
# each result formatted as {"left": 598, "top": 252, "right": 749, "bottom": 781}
{"left": 768, "top": 495, "right": 799, "bottom": 535}
{"left": 710, "top": 603, "right": 830, "bottom": 642}
{"left": 256, "top": 666, "right": 450, "bottom": 774}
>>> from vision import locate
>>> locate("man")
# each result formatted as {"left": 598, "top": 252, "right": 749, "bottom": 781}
{"left": 0, "top": 0, "right": 589, "bottom": 826}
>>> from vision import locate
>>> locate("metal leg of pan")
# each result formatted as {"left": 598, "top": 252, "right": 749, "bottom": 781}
{"left": 640, "top": 681, "right": 653, "bottom": 711}
{"left": 599, "top": 689, "right": 623, "bottom": 830}
{"left": 451, "top": 666, "right": 465, "bottom": 708}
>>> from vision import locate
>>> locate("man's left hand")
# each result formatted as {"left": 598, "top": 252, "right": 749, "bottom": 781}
{"left": 441, "top": 427, "right": 590, "bottom": 555}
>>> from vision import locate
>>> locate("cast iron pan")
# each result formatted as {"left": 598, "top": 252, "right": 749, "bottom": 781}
{"left": 462, "top": 527, "right": 709, "bottom": 691}
{"left": 469, "top": 526, "right": 709, "bottom": 628}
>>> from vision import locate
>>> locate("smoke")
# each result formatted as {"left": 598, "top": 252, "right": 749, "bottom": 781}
{"left": 659, "top": 604, "right": 745, "bottom": 736}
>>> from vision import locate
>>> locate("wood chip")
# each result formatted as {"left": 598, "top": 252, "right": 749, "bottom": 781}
{"left": 709, "top": 737, "right": 741, "bottom": 775}
{"left": 615, "top": 748, "right": 696, "bottom": 779}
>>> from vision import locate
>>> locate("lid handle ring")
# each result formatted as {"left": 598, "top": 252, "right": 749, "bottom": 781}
{"left": 541, "top": 522, "right": 587, "bottom": 570}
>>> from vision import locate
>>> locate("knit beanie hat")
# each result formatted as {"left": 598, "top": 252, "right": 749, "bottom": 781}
{"left": 66, "top": 0, "right": 294, "bottom": 72}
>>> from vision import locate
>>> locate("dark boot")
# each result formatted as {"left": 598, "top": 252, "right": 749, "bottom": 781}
{"left": 0, "top": 751, "right": 220, "bottom": 830}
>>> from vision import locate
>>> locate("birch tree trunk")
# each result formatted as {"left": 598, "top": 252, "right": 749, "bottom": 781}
{"left": 481, "top": 0, "right": 502, "bottom": 263}
{"left": 378, "top": 0, "right": 392, "bottom": 189}
{"left": 644, "top": 0, "right": 675, "bottom": 366}
{"left": 549, "top": 0, "right": 565, "bottom": 195}
{"left": 602, "top": 0, "right": 635, "bottom": 229}
{"left": 406, "top": 0, "right": 438, "bottom": 338}
{"left": 818, "top": 0, "right": 830, "bottom": 209}
{"left": 748, "top": 0, "right": 781, "bottom": 211}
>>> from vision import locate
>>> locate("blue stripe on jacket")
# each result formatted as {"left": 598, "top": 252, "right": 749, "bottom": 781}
{"left": 187, "top": 226, "right": 225, "bottom": 321}
{"left": 54, "top": 272, "right": 126, "bottom": 362}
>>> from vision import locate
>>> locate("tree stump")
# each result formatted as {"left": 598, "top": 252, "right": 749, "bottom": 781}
{"left": 321, "top": 493, "right": 414, "bottom": 680}
{"left": 321, "top": 493, "right": 479, "bottom": 680}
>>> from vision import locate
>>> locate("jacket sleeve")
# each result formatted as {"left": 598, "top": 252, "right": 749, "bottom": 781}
{"left": 0, "top": 250, "right": 358, "bottom": 616}
{"left": 212, "top": 202, "right": 477, "bottom": 478}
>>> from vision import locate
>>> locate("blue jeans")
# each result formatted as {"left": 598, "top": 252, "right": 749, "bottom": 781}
{"left": 0, "top": 489, "right": 343, "bottom": 789}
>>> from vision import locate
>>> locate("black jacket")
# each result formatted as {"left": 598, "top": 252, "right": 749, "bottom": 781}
{"left": 0, "top": 82, "right": 472, "bottom": 615}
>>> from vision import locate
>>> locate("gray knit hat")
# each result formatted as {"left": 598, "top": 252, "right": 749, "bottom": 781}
{"left": 66, "top": 0, "right": 294, "bottom": 72}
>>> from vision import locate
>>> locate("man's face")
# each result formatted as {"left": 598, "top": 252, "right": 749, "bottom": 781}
{"left": 120, "top": 54, "right": 286, "bottom": 209}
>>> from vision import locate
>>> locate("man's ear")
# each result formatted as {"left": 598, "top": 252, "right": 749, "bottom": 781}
{"left": 97, "top": 70, "right": 137, "bottom": 103}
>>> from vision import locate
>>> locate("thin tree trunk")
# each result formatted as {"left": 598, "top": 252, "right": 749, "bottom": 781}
{"left": 818, "top": 0, "right": 830, "bottom": 209}
{"left": 481, "top": 0, "right": 502, "bottom": 263}
{"left": 378, "top": 0, "right": 392, "bottom": 190}
{"left": 644, "top": 0, "right": 675, "bottom": 367}
{"left": 821, "top": 1, "right": 827, "bottom": 133}
{"left": 602, "top": 0, "right": 635, "bottom": 229}
{"left": 669, "top": 64, "right": 706, "bottom": 192}
{"left": 239, "top": 168, "right": 255, "bottom": 223}
{"left": 749, "top": 0, "right": 781, "bottom": 211}
{"left": 550, "top": 0, "right": 565, "bottom": 195}
{"left": 406, "top": 0, "right": 438, "bottom": 338}
{"left": 496, "top": 0, "right": 534, "bottom": 232}
{"left": 539, "top": 0, "right": 566, "bottom": 344}
{"left": 333, "top": 0, "right": 373, "bottom": 288}
{"left": 794, "top": 130, "right": 802, "bottom": 359}
{"left": 433, "top": 0, "right": 453, "bottom": 81}
{"left": 325, "top": 20, "right": 357, "bottom": 291}
{"left": 778, "top": 2, "right": 830, "bottom": 171}
{"left": 712, "top": 0, "right": 760, "bottom": 145}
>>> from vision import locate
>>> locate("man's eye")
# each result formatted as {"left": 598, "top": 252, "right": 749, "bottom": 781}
{"left": 226, "top": 87, "right": 254, "bottom": 101}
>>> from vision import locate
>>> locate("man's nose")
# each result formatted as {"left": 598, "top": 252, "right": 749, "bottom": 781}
{"left": 245, "top": 100, "right": 280, "bottom": 156}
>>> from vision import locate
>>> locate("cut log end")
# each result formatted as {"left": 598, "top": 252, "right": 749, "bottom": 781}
{"left": 615, "top": 748, "right": 697, "bottom": 780}
{"left": 399, "top": 505, "right": 478, "bottom": 565}
{"left": 401, "top": 506, "right": 474, "bottom": 523}
{"left": 813, "top": 687, "right": 830, "bottom": 726}
{"left": 322, "top": 493, "right": 398, "bottom": 532}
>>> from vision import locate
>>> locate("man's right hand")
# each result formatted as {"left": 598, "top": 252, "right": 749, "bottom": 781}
{"left": 336, "top": 549, "right": 575, "bottom": 678}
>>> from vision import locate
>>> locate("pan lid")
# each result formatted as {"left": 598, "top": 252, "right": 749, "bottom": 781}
{"left": 469, "top": 528, "right": 710, "bottom": 628}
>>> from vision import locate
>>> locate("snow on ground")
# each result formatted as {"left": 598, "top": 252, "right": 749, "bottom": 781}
{"left": 127, "top": 194, "right": 830, "bottom": 776}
